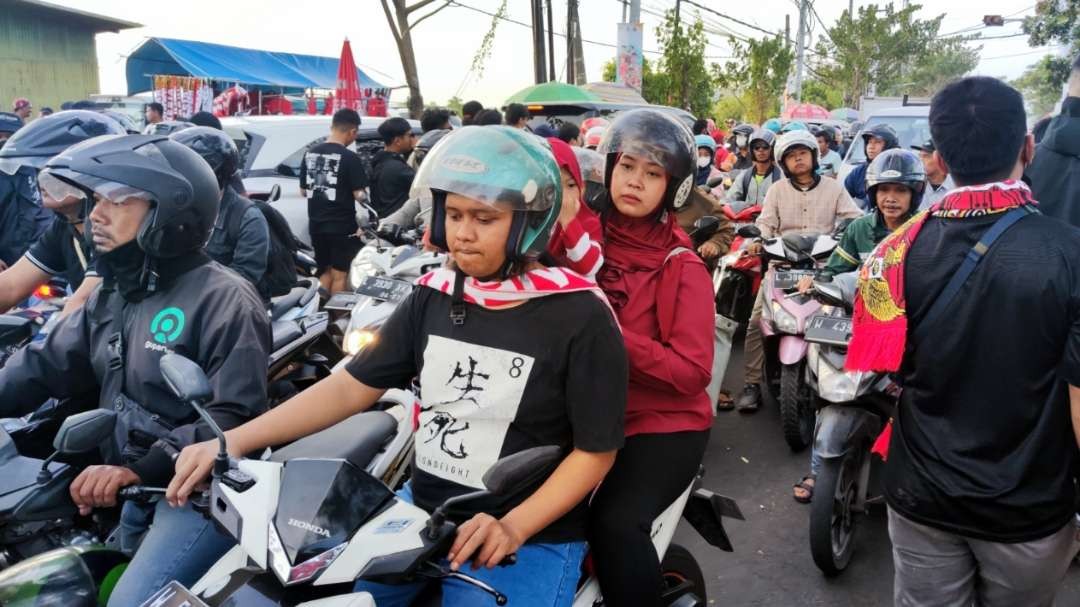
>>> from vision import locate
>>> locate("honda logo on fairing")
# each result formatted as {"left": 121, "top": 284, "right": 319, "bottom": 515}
{"left": 288, "top": 518, "right": 331, "bottom": 537}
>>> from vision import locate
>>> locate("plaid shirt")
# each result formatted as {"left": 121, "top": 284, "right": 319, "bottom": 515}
{"left": 756, "top": 177, "right": 863, "bottom": 238}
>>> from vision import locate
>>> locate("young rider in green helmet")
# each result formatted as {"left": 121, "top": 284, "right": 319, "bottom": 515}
{"left": 166, "top": 126, "right": 628, "bottom": 607}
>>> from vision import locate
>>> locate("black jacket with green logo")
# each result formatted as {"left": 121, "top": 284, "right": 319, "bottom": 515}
{"left": 0, "top": 256, "right": 270, "bottom": 485}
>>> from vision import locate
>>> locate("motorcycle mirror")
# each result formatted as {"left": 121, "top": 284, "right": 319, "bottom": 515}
{"left": 268, "top": 184, "right": 282, "bottom": 202}
{"left": 52, "top": 409, "right": 117, "bottom": 455}
{"left": 482, "top": 445, "right": 563, "bottom": 495}
{"left": 737, "top": 224, "right": 762, "bottom": 239}
{"left": 833, "top": 217, "right": 855, "bottom": 235}
{"left": 160, "top": 354, "right": 213, "bottom": 405}
{"left": 813, "top": 280, "right": 845, "bottom": 306}
{"left": 691, "top": 216, "right": 721, "bottom": 239}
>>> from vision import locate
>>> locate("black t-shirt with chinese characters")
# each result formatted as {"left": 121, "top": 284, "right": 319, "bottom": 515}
{"left": 346, "top": 287, "right": 627, "bottom": 543}
{"left": 299, "top": 142, "right": 368, "bottom": 235}
{"left": 886, "top": 211, "right": 1080, "bottom": 543}
{"left": 25, "top": 215, "right": 96, "bottom": 289}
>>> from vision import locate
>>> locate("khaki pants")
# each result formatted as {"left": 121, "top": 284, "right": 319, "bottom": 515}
{"left": 743, "top": 287, "right": 766, "bottom": 385}
{"left": 889, "top": 507, "right": 1080, "bottom": 607}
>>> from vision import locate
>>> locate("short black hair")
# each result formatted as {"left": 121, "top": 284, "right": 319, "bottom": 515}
{"left": 692, "top": 118, "right": 708, "bottom": 135}
{"left": 332, "top": 108, "right": 361, "bottom": 131}
{"left": 421, "top": 107, "right": 452, "bottom": 132}
{"left": 1032, "top": 115, "right": 1053, "bottom": 145}
{"left": 462, "top": 100, "right": 483, "bottom": 118}
{"left": 476, "top": 109, "right": 503, "bottom": 126}
{"left": 930, "top": 76, "right": 1026, "bottom": 186}
{"left": 504, "top": 103, "right": 530, "bottom": 126}
{"left": 378, "top": 117, "right": 413, "bottom": 144}
{"left": 147, "top": 102, "right": 164, "bottom": 115}
{"left": 188, "top": 111, "right": 222, "bottom": 130}
{"left": 558, "top": 122, "right": 580, "bottom": 144}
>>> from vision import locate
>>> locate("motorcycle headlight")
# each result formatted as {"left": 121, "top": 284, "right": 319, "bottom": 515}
{"left": 817, "top": 359, "right": 860, "bottom": 403}
{"left": 343, "top": 328, "right": 377, "bottom": 356}
{"left": 348, "top": 248, "right": 378, "bottom": 290}
{"left": 770, "top": 301, "right": 799, "bottom": 334}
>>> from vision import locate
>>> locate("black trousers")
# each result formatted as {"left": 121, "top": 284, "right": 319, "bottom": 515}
{"left": 588, "top": 429, "right": 711, "bottom": 607}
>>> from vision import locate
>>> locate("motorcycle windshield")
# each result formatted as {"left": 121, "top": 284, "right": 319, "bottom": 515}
{"left": 273, "top": 459, "right": 395, "bottom": 564}
{"left": 0, "top": 546, "right": 104, "bottom": 607}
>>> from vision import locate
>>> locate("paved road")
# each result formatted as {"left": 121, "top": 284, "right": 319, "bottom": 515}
{"left": 672, "top": 341, "right": 1080, "bottom": 606}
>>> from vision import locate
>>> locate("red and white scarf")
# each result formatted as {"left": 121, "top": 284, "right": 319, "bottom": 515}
{"left": 416, "top": 265, "right": 616, "bottom": 317}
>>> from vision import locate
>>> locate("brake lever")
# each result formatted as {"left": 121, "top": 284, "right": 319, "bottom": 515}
{"left": 417, "top": 561, "right": 509, "bottom": 606}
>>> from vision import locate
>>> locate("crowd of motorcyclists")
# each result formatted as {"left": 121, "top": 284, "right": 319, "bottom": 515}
{"left": 1, "top": 57, "right": 1080, "bottom": 607}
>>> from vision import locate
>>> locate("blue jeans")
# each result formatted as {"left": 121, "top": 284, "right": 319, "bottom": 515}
{"left": 107, "top": 499, "right": 235, "bottom": 607}
{"left": 810, "top": 444, "right": 823, "bottom": 477}
{"left": 354, "top": 483, "right": 587, "bottom": 607}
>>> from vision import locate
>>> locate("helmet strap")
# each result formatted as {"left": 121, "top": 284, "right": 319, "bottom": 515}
{"left": 450, "top": 269, "right": 467, "bottom": 326}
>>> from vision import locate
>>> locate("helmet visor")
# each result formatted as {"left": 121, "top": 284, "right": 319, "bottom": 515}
{"left": 39, "top": 169, "right": 154, "bottom": 206}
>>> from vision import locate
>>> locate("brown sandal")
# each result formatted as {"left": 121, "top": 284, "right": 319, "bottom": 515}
{"left": 793, "top": 475, "right": 816, "bottom": 504}
{"left": 716, "top": 391, "right": 735, "bottom": 412}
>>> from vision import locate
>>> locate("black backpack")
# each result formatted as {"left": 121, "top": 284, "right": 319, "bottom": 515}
{"left": 227, "top": 196, "right": 307, "bottom": 298}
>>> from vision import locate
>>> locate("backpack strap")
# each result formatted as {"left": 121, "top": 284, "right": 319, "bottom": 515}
{"left": 912, "top": 205, "right": 1038, "bottom": 346}
{"left": 740, "top": 169, "right": 753, "bottom": 197}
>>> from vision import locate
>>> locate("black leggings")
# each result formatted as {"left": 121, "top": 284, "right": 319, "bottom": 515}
{"left": 588, "top": 430, "right": 711, "bottom": 607}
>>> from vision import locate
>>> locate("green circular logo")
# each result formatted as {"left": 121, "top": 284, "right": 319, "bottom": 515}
{"left": 150, "top": 307, "right": 185, "bottom": 344}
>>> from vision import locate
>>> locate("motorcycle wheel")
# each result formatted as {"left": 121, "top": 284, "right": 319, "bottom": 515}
{"left": 810, "top": 453, "right": 861, "bottom": 576}
{"left": 660, "top": 544, "right": 707, "bottom": 604}
{"left": 779, "top": 362, "right": 813, "bottom": 452}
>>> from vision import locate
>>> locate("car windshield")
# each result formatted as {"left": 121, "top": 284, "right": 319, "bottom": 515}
{"left": 845, "top": 115, "right": 930, "bottom": 164}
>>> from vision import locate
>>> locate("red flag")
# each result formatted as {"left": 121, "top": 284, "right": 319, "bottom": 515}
{"left": 324, "top": 92, "right": 334, "bottom": 115}
{"left": 307, "top": 93, "right": 317, "bottom": 115}
{"left": 334, "top": 38, "right": 362, "bottom": 114}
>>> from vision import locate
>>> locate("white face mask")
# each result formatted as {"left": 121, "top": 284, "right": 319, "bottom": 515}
{"left": 697, "top": 156, "right": 712, "bottom": 168}
{"left": 735, "top": 135, "right": 748, "bottom": 148}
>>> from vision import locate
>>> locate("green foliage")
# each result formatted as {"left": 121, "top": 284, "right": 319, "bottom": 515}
{"left": 654, "top": 10, "right": 718, "bottom": 116}
{"left": 713, "top": 93, "right": 749, "bottom": 123}
{"left": 811, "top": 3, "right": 978, "bottom": 107}
{"left": 799, "top": 79, "right": 843, "bottom": 109}
{"left": 1022, "top": 0, "right": 1077, "bottom": 97}
{"left": 1012, "top": 55, "right": 1068, "bottom": 117}
{"left": 446, "top": 96, "right": 463, "bottom": 115}
{"left": 468, "top": 0, "right": 507, "bottom": 81}
{"left": 715, "top": 35, "right": 793, "bottom": 124}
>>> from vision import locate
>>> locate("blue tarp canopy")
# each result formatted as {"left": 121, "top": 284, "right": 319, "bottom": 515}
{"left": 125, "top": 38, "right": 389, "bottom": 95}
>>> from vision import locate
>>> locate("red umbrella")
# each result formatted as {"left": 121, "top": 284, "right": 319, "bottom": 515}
{"left": 783, "top": 102, "right": 831, "bottom": 120}
{"left": 334, "top": 38, "right": 361, "bottom": 114}
{"left": 307, "top": 92, "right": 317, "bottom": 115}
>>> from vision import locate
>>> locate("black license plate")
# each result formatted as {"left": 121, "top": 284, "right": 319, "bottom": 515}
{"left": 772, "top": 269, "right": 815, "bottom": 291}
{"left": 356, "top": 276, "right": 413, "bottom": 303}
{"left": 805, "top": 314, "right": 853, "bottom": 346}
{"left": 139, "top": 581, "right": 209, "bottom": 607}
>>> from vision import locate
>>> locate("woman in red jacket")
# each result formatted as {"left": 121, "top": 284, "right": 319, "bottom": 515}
{"left": 589, "top": 109, "right": 716, "bottom": 606}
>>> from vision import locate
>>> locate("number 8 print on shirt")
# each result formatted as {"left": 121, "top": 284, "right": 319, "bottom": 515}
{"left": 417, "top": 335, "right": 535, "bottom": 489}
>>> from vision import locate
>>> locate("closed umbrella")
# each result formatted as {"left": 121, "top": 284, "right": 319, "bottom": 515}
{"left": 334, "top": 38, "right": 361, "bottom": 113}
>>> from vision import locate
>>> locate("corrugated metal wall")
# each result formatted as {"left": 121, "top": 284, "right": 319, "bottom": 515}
{"left": 0, "top": 7, "right": 100, "bottom": 115}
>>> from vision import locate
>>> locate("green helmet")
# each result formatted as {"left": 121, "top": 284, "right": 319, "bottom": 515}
{"left": 414, "top": 126, "right": 561, "bottom": 274}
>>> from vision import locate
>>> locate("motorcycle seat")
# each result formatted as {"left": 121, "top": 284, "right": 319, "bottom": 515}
{"left": 269, "top": 410, "right": 398, "bottom": 470}
{"left": 270, "top": 320, "right": 304, "bottom": 352}
{"left": 270, "top": 286, "right": 307, "bottom": 321}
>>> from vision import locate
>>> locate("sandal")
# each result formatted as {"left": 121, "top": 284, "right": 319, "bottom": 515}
{"left": 793, "top": 475, "right": 816, "bottom": 504}
{"left": 716, "top": 391, "right": 735, "bottom": 412}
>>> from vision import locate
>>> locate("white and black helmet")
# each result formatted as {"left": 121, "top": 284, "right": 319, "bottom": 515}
{"left": 774, "top": 130, "right": 819, "bottom": 178}
{"left": 598, "top": 109, "right": 696, "bottom": 210}
{"left": 39, "top": 134, "right": 220, "bottom": 259}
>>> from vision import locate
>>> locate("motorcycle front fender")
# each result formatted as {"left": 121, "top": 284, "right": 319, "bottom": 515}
{"left": 814, "top": 405, "right": 881, "bottom": 460}
{"left": 778, "top": 335, "right": 808, "bottom": 364}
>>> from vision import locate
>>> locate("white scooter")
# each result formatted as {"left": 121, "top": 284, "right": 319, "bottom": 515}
{"left": 139, "top": 354, "right": 743, "bottom": 607}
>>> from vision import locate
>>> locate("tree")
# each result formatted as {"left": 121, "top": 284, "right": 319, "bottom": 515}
{"left": 654, "top": 10, "right": 717, "bottom": 116}
{"left": 811, "top": 3, "right": 977, "bottom": 107}
{"left": 1013, "top": 55, "right": 1068, "bottom": 117}
{"left": 446, "top": 96, "right": 464, "bottom": 115}
{"left": 380, "top": 0, "right": 452, "bottom": 119}
{"left": 800, "top": 79, "right": 844, "bottom": 109}
{"left": 715, "top": 35, "right": 793, "bottom": 124}
{"left": 1022, "top": 0, "right": 1079, "bottom": 93}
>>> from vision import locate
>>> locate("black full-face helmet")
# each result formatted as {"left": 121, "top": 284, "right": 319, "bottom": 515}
{"left": 597, "top": 108, "right": 696, "bottom": 211}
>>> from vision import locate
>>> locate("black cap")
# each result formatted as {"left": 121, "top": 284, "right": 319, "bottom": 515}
{"left": 911, "top": 138, "right": 935, "bottom": 153}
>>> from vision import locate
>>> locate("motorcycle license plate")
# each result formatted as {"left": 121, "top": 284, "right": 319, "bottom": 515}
{"left": 804, "top": 314, "right": 852, "bottom": 346}
{"left": 139, "top": 581, "right": 209, "bottom": 607}
{"left": 356, "top": 276, "right": 413, "bottom": 303}
{"left": 772, "top": 269, "right": 815, "bottom": 291}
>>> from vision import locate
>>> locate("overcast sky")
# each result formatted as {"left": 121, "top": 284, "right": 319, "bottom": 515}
{"left": 58, "top": 0, "right": 1064, "bottom": 106}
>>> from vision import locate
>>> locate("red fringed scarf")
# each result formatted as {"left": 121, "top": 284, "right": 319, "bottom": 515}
{"left": 416, "top": 265, "right": 614, "bottom": 316}
{"left": 846, "top": 180, "right": 1037, "bottom": 373}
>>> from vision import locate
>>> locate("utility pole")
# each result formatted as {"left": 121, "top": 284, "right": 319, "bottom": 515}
{"left": 567, "top": 0, "right": 586, "bottom": 84}
{"left": 531, "top": 0, "right": 546, "bottom": 84}
{"left": 630, "top": 0, "right": 640, "bottom": 22}
{"left": 674, "top": 0, "right": 681, "bottom": 26}
{"left": 785, "top": 14, "right": 791, "bottom": 47}
{"left": 794, "top": 0, "right": 807, "bottom": 102}
{"left": 849, "top": 0, "right": 854, "bottom": 18}
{"left": 546, "top": 0, "right": 555, "bottom": 81}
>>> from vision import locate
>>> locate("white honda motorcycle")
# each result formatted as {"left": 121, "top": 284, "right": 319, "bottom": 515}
{"left": 139, "top": 354, "right": 743, "bottom": 607}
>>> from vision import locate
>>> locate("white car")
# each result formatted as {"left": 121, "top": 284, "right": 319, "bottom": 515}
{"left": 221, "top": 115, "right": 421, "bottom": 244}
{"left": 837, "top": 105, "right": 930, "bottom": 184}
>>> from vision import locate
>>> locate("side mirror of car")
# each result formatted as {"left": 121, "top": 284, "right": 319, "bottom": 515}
{"left": 275, "top": 163, "right": 297, "bottom": 178}
{"left": 268, "top": 184, "right": 282, "bottom": 202}
{"left": 52, "top": 409, "right": 117, "bottom": 455}
{"left": 737, "top": 224, "right": 762, "bottom": 239}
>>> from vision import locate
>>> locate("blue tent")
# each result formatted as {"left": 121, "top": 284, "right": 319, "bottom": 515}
{"left": 125, "top": 38, "right": 390, "bottom": 95}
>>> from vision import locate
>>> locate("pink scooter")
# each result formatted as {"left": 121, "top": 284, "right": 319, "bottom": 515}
{"left": 745, "top": 228, "right": 840, "bottom": 451}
